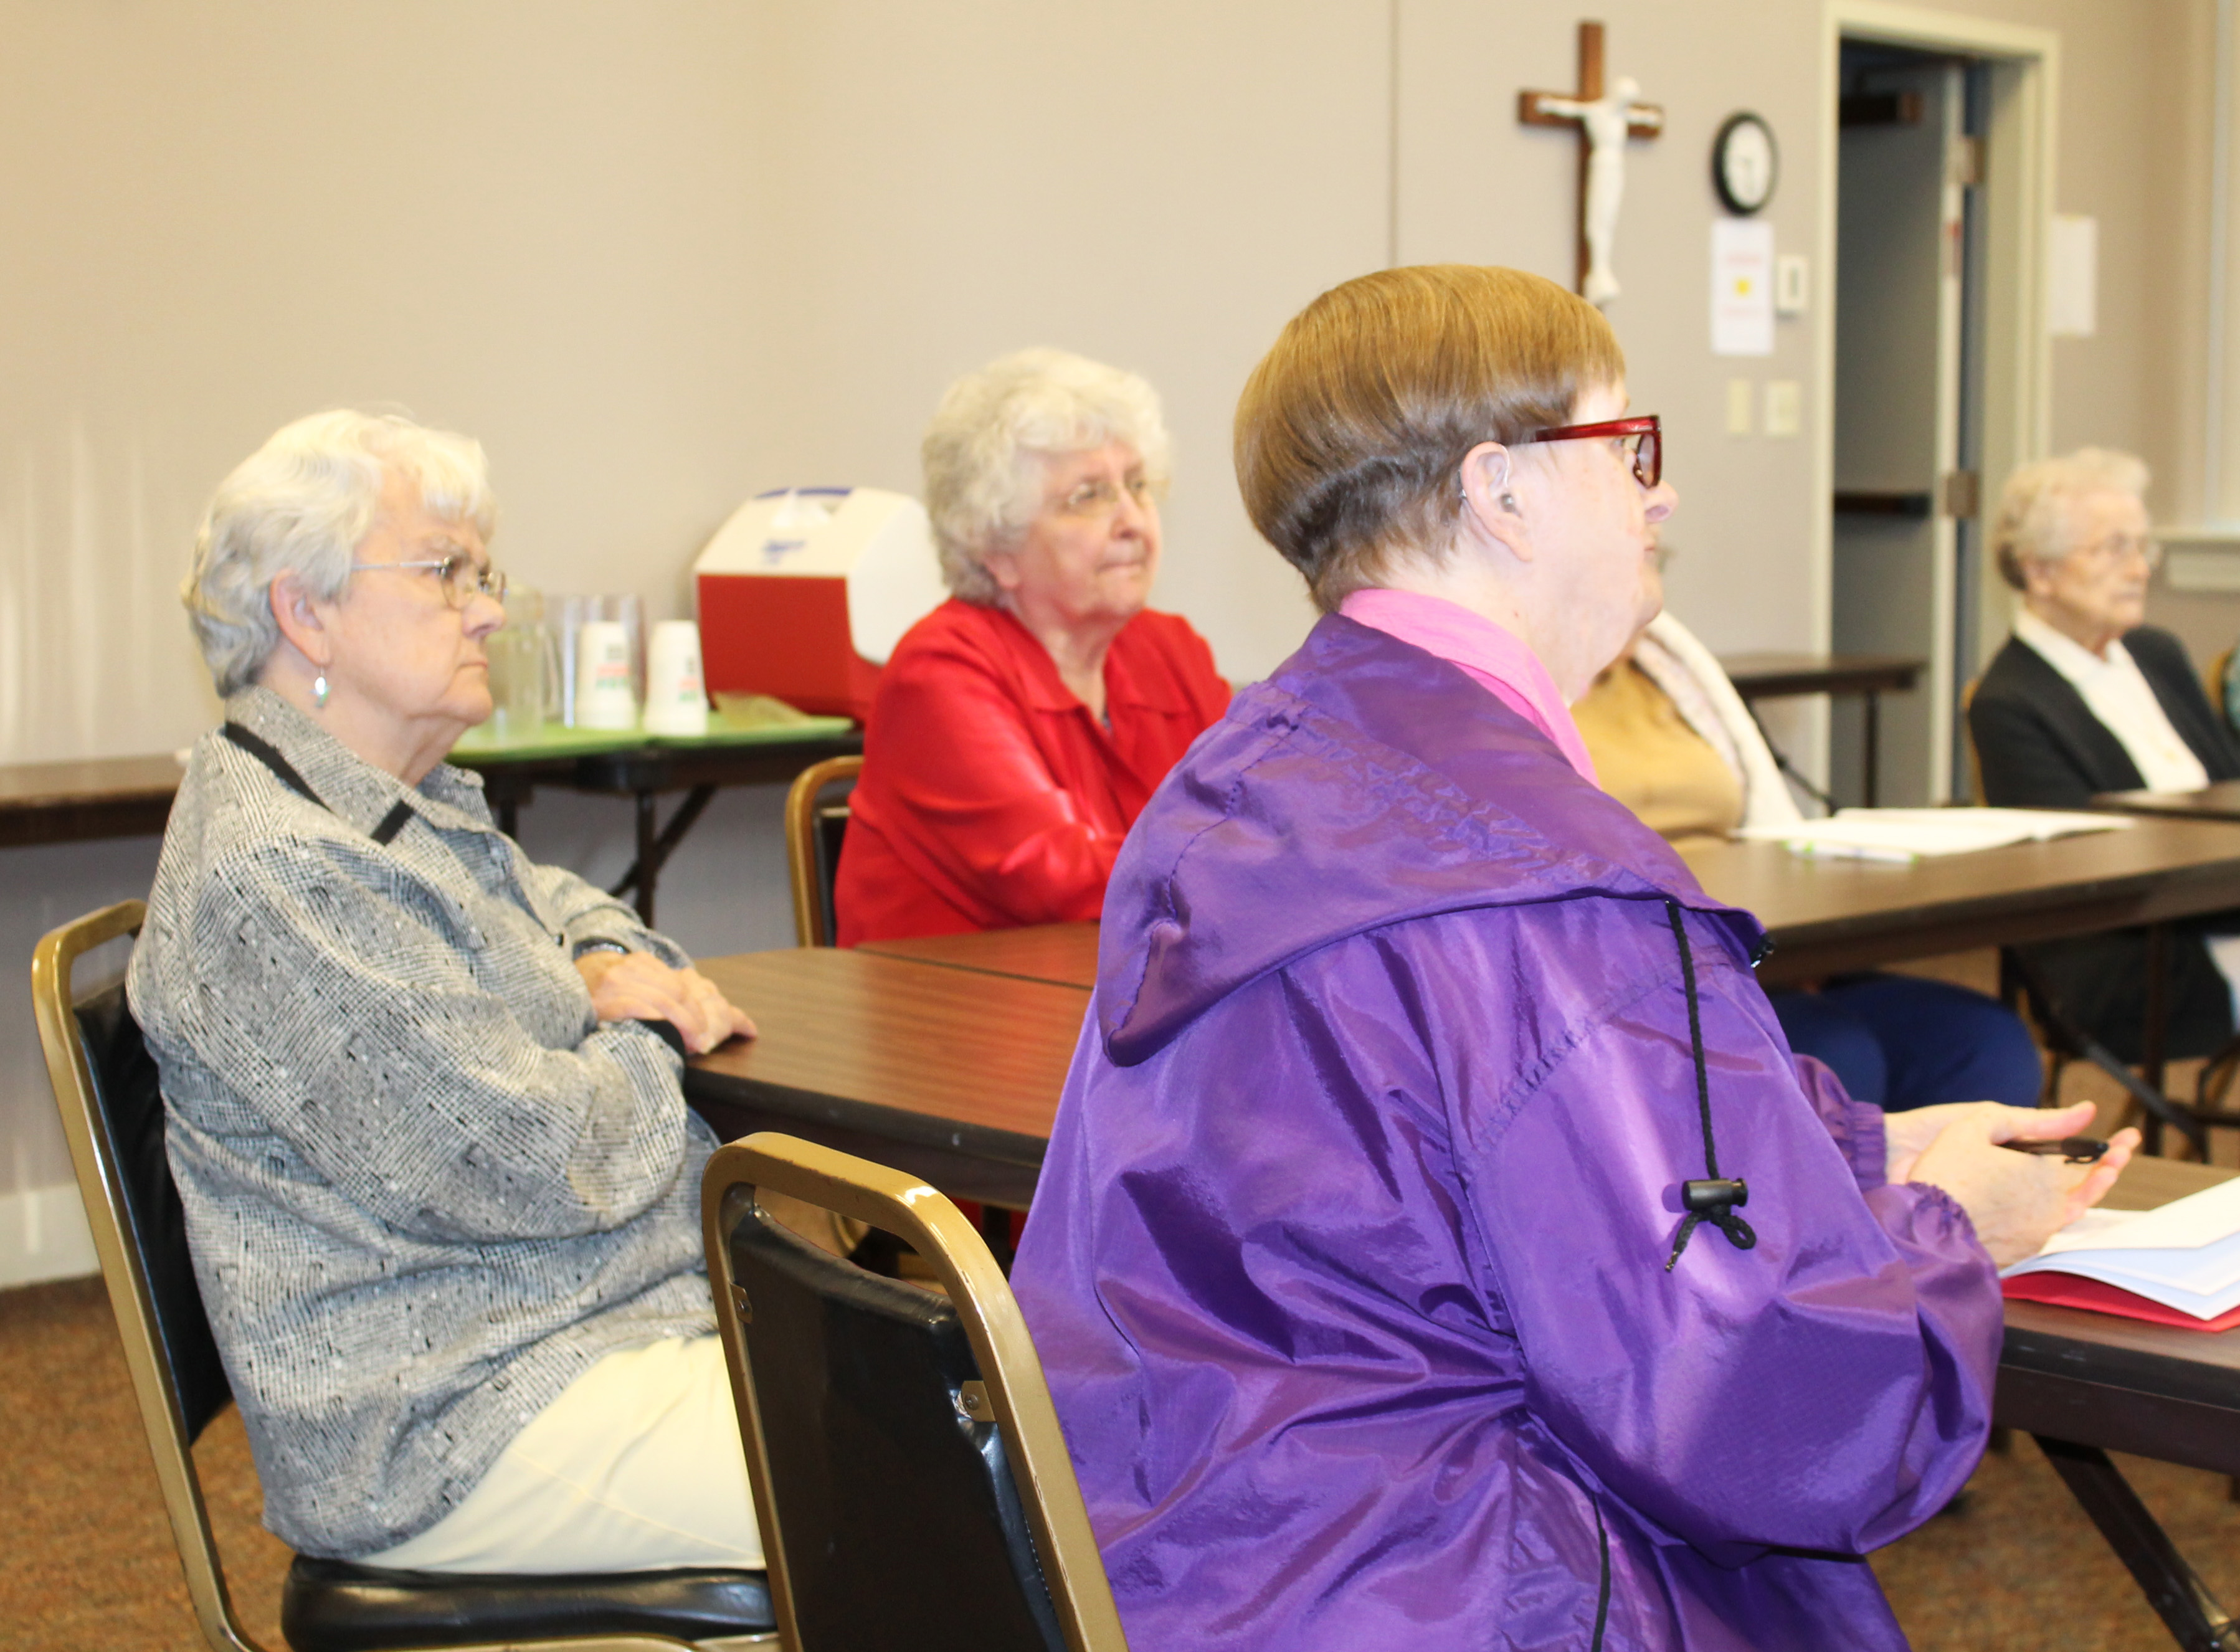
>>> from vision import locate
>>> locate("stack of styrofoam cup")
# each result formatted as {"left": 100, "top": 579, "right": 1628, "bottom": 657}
{"left": 576, "top": 620, "right": 638, "bottom": 729}
{"left": 642, "top": 620, "right": 709, "bottom": 736}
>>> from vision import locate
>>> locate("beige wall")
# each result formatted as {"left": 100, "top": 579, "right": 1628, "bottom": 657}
{"left": 0, "top": 0, "right": 2218, "bottom": 1278}
{"left": 1967, "top": 0, "right": 2216, "bottom": 491}
{"left": 1397, "top": 0, "right": 1832, "bottom": 658}
{"left": 0, "top": 0, "right": 2212, "bottom": 743}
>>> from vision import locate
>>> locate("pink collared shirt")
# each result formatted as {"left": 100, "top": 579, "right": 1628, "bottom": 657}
{"left": 1338, "top": 588, "right": 1600, "bottom": 783}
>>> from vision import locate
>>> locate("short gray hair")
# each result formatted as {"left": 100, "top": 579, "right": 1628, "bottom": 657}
{"left": 921, "top": 348, "right": 1172, "bottom": 604}
{"left": 183, "top": 410, "right": 497, "bottom": 695}
{"left": 1992, "top": 447, "right": 2150, "bottom": 591}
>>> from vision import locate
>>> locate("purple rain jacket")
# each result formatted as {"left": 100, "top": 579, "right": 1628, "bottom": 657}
{"left": 1011, "top": 614, "right": 2003, "bottom": 1651}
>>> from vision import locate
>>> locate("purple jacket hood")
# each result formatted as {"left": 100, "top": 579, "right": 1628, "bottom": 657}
{"left": 1097, "top": 614, "right": 1768, "bottom": 1065}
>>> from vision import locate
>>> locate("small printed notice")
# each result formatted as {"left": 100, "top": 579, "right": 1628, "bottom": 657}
{"left": 1711, "top": 219, "right": 1775, "bottom": 356}
{"left": 2048, "top": 214, "right": 2098, "bottom": 338}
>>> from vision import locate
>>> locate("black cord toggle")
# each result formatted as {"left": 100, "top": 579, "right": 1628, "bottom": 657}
{"left": 1664, "top": 901, "right": 1760, "bottom": 1271}
{"left": 1681, "top": 1178, "right": 1749, "bottom": 1215}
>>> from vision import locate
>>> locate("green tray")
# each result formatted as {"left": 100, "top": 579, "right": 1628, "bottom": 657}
{"left": 452, "top": 706, "right": 855, "bottom": 762}
{"left": 662, "top": 708, "right": 856, "bottom": 747}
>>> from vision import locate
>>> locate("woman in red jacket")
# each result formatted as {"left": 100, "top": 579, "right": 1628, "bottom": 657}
{"left": 836, "top": 349, "right": 1231, "bottom": 943}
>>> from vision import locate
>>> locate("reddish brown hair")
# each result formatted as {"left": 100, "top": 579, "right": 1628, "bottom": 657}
{"left": 1234, "top": 265, "right": 1623, "bottom": 609}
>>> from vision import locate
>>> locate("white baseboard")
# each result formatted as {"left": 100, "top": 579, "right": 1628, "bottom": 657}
{"left": 0, "top": 1180, "right": 100, "bottom": 1290}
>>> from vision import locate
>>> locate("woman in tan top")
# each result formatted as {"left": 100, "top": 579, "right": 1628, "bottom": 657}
{"left": 1576, "top": 612, "right": 2043, "bottom": 1110}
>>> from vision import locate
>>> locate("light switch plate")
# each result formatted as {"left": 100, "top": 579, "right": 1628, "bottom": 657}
{"left": 1774, "top": 254, "right": 1809, "bottom": 316}
{"left": 1764, "top": 380, "right": 1801, "bottom": 437}
{"left": 1727, "top": 379, "right": 1754, "bottom": 435}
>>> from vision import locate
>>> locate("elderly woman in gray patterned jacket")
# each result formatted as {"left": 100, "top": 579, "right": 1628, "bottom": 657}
{"left": 127, "top": 409, "right": 762, "bottom": 1574}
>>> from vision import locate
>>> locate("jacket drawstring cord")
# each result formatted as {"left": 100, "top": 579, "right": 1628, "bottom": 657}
{"left": 1664, "top": 899, "right": 1758, "bottom": 1270}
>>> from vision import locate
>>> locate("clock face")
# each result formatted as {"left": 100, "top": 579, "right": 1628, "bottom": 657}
{"left": 1714, "top": 113, "right": 1778, "bottom": 215}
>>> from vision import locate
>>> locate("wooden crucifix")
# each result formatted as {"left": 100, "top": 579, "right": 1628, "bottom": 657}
{"left": 1519, "top": 21, "right": 1663, "bottom": 306}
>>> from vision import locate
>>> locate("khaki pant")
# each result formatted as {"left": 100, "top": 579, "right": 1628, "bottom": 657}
{"left": 361, "top": 1334, "right": 759, "bottom": 1574}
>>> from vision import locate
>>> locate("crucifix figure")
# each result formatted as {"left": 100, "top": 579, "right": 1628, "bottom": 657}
{"left": 1519, "top": 22, "right": 1663, "bottom": 306}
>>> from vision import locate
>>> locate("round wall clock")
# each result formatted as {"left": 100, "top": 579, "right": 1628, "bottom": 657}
{"left": 1712, "top": 112, "right": 1778, "bottom": 215}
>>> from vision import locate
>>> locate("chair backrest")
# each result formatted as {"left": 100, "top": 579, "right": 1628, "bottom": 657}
{"left": 33, "top": 901, "right": 265, "bottom": 1652}
{"left": 784, "top": 755, "right": 864, "bottom": 947}
{"left": 703, "top": 1134, "right": 1127, "bottom": 1652}
{"left": 2209, "top": 646, "right": 2237, "bottom": 736}
{"left": 1960, "top": 674, "right": 1983, "bottom": 803}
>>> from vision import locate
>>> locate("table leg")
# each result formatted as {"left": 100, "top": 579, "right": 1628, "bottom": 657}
{"left": 1863, "top": 690, "right": 1881, "bottom": 809}
{"left": 635, "top": 791, "right": 658, "bottom": 924}
{"left": 2145, "top": 924, "right": 2171, "bottom": 1157}
{"left": 2036, "top": 1436, "right": 2240, "bottom": 1651}
{"left": 477, "top": 775, "right": 532, "bottom": 839}
{"left": 607, "top": 785, "right": 721, "bottom": 928}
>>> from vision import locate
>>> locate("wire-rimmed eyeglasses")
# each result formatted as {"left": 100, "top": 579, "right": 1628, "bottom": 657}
{"left": 2073, "top": 533, "right": 2163, "bottom": 572}
{"left": 349, "top": 551, "right": 508, "bottom": 609}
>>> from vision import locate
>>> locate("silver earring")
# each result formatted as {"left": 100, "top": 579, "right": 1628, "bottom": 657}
{"left": 313, "top": 673, "right": 330, "bottom": 710}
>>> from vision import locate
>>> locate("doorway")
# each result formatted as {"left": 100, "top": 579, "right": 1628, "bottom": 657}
{"left": 1829, "top": 42, "right": 1986, "bottom": 805}
{"left": 1816, "top": 5, "right": 2057, "bottom": 807}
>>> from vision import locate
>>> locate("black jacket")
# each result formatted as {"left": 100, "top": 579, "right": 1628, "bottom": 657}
{"left": 1968, "top": 624, "right": 2240, "bottom": 1061}
{"left": 1971, "top": 624, "right": 2240, "bottom": 809}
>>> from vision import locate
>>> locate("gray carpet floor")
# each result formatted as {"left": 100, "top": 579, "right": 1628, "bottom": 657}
{"left": 6, "top": 1270, "right": 2239, "bottom": 1650}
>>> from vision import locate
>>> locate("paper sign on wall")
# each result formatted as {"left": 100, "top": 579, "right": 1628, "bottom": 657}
{"left": 2049, "top": 215, "right": 2097, "bottom": 338}
{"left": 1712, "top": 219, "right": 1775, "bottom": 356}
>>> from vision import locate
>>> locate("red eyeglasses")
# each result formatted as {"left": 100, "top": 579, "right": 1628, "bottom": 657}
{"left": 1531, "top": 415, "right": 1662, "bottom": 489}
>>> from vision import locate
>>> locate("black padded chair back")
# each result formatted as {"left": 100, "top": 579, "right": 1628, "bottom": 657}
{"left": 75, "top": 980, "right": 234, "bottom": 1441}
{"left": 722, "top": 1190, "right": 1065, "bottom": 1652}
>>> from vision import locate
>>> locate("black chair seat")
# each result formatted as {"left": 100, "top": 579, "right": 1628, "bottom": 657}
{"left": 281, "top": 1555, "right": 774, "bottom": 1651}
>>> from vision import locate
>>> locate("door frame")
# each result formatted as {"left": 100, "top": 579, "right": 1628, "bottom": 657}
{"left": 1813, "top": 2, "right": 2059, "bottom": 781}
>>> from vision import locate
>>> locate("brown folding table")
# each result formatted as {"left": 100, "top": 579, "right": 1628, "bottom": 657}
{"left": 860, "top": 822, "right": 2240, "bottom": 1000}
{"left": 2096, "top": 781, "right": 2240, "bottom": 824}
{"left": 861, "top": 823, "right": 2240, "bottom": 1149}
{"left": 0, "top": 754, "right": 189, "bottom": 847}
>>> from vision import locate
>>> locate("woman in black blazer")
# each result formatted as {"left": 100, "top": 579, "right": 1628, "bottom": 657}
{"left": 1969, "top": 449, "right": 2240, "bottom": 1060}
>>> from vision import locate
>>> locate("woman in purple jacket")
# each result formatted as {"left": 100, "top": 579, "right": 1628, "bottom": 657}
{"left": 1010, "top": 266, "right": 2135, "bottom": 1651}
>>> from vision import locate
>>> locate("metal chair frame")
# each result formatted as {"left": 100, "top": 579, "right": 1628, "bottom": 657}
{"left": 701, "top": 1132, "right": 1128, "bottom": 1652}
{"left": 782, "top": 756, "right": 864, "bottom": 947}
{"left": 34, "top": 900, "right": 767, "bottom": 1652}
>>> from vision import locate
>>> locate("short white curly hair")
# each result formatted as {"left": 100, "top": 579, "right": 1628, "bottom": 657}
{"left": 921, "top": 348, "right": 1172, "bottom": 604}
{"left": 1992, "top": 447, "right": 2150, "bottom": 591}
{"left": 183, "top": 409, "right": 497, "bottom": 695}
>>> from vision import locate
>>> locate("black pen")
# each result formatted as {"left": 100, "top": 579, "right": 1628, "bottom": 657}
{"left": 1999, "top": 1136, "right": 2109, "bottom": 1164}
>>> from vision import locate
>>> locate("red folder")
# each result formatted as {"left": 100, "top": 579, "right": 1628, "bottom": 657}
{"left": 2001, "top": 1271, "right": 2240, "bottom": 1332}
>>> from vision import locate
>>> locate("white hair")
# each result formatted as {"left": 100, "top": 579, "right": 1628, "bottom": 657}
{"left": 183, "top": 409, "right": 497, "bottom": 695}
{"left": 1992, "top": 447, "right": 2150, "bottom": 591}
{"left": 921, "top": 348, "right": 1173, "bottom": 604}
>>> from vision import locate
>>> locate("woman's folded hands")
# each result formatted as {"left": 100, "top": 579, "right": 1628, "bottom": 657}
{"left": 574, "top": 950, "right": 757, "bottom": 1054}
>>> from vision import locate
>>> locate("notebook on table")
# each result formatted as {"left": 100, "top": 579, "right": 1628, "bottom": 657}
{"left": 2001, "top": 1177, "right": 2240, "bottom": 1332}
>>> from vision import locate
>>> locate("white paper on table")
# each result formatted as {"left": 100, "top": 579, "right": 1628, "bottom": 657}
{"left": 1732, "top": 807, "right": 2132, "bottom": 862}
{"left": 2002, "top": 1177, "right": 2240, "bottom": 1319}
{"left": 1711, "top": 220, "right": 1775, "bottom": 356}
